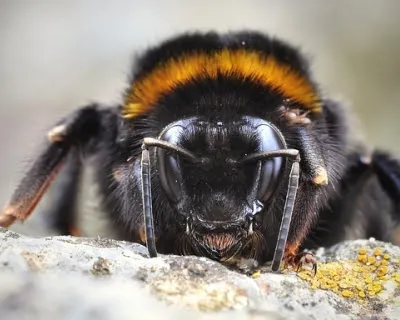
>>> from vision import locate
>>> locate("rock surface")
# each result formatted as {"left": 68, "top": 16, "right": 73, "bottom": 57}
{"left": 1, "top": 227, "right": 399, "bottom": 320}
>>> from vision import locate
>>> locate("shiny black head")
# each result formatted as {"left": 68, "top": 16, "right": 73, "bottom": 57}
{"left": 154, "top": 116, "right": 286, "bottom": 260}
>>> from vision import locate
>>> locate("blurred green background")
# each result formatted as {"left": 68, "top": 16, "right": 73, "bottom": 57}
{"left": 1, "top": 0, "right": 399, "bottom": 235}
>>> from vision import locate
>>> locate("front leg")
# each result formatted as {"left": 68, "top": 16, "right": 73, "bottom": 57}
{"left": 276, "top": 186, "right": 321, "bottom": 274}
{"left": 0, "top": 105, "right": 102, "bottom": 228}
{"left": 283, "top": 242, "right": 317, "bottom": 274}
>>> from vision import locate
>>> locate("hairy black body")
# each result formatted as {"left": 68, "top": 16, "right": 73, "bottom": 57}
{"left": 1, "top": 31, "right": 399, "bottom": 269}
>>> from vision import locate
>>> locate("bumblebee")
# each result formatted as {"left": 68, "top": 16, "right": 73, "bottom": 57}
{"left": 1, "top": 31, "right": 399, "bottom": 272}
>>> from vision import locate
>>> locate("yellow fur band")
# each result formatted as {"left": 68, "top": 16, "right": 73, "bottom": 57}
{"left": 123, "top": 49, "right": 321, "bottom": 118}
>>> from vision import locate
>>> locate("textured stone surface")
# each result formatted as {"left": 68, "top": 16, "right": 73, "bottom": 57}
{"left": 1, "top": 227, "right": 399, "bottom": 320}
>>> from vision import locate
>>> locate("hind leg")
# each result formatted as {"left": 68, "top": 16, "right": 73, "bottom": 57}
{"left": 371, "top": 151, "right": 400, "bottom": 208}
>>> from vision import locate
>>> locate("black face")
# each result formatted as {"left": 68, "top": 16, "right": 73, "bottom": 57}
{"left": 155, "top": 116, "right": 286, "bottom": 261}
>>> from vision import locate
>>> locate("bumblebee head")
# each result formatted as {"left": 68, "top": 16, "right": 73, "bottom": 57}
{"left": 153, "top": 116, "right": 287, "bottom": 260}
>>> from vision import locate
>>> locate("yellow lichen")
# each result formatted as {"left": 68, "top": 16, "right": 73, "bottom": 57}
{"left": 297, "top": 272, "right": 309, "bottom": 280}
{"left": 383, "top": 254, "right": 390, "bottom": 260}
{"left": 292, "top": 246, "right": 399, "bottom": 302}
{"left": 376, "top": 266, "right": 388, "bottom": 277}
{"left": 392, "top": 273, "right": 400, "bottom": 283}
{"left": 358, "top": 255, "right": 368, "bottom": 263}
{"left": 365, "top": 277, "right": 373, "bottom": 284}
{"left": 359, "top": 248, "right": 367, "bottom": 255}
{"left": 367, "top": 256, "right": 376, "bottom": 264}
{"left": 373, "top": 283, "right": 382, "bottom": 293}
{"left": 342, "top": 289, "right": 354, "bottom": 297}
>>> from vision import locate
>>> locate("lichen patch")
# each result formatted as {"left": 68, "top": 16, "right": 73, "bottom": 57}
{"left": 291, "top": 247, "right": 400, "bottom": 304}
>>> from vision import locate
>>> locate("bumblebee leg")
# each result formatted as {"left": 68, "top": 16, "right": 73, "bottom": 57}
{"left": 283, "top": 243, "right": 317, "bottom": 275}
{"left": 284, "top": 154, "right": 370, "bottom": 272}
{"left": 339, "top": 151, "right": 399, "bottom": 226}
{"left": 295, "top": 126, "right": 328, "bottom": 186}
{"left": 278, "top": 106, "right": 328, "bottom": 186}
{"left": 0, "top": 143, "right": 68, "bottom": 227}
{"left": 47, "top": 148, "right": 83, "bottom": 236}
{"left": 371, "top": 151, "right": 400, "bottom": 206}
{"left": 0, "top": 105, "right": 101, "bottom": 228}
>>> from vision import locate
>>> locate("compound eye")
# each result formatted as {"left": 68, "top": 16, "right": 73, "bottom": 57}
{"left": 157, "top": 125, "right": 184, "bottom": 203}
{"left": 256, "top": 123, "right": 285, "bottom": 202}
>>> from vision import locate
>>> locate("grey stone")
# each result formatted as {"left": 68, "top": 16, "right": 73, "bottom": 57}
{"left": 0, "top": 227, "right": 399, "bottom": 320}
